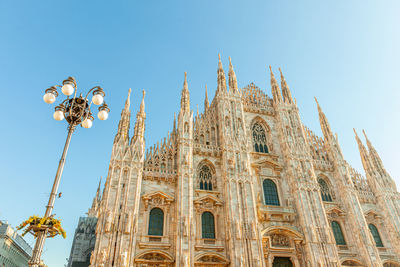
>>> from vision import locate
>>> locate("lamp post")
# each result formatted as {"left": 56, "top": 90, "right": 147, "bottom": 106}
{"left": 28, "top": 77, "right": 110, "bottom": 267}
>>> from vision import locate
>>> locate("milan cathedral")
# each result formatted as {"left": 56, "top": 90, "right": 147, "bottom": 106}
{"left": 76, "top": 55, "right": 400, "bottom": 267}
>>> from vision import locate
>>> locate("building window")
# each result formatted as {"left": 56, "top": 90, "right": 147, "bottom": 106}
{"left": 148, "top": 208, "right": 164, "bottom": 236}
{"left": 252, "top": 123, "right": 269, "bottom": 153}
{"left": 331, "top": 221, "right": 346, "bottom": 245}
{"left": 199, "top": 165, "right": 213, "bottom": 190}
{"left": 368, "top": 224, "right": 384, "bottom": 247}
{"left": 318, "top": 178, "right": 333, "bottom": 202}
{"left": 202, "top": 212, "right": 215, "bottom": 239}
{"left": 263, "top": 179, "right": 280, "bottom": 206}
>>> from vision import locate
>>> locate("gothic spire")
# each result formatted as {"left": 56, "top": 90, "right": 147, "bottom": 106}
{"left": 88, "top": 176, "right": 102, "bottom": 217}
{"left": 362, "top": 130, "right": 386, "bottom": 175}
{"left": 96, "top": 176, "right": 102, "bottom": 202}
{"left": 173, "top": 112, "right": 177, "bottom": 132}
{"left": 354, "top": 129, "right": 375, "bottom": 177}
{"left": 133, "top": 89, "right": 146, "bottom": 141}
{"left": 217, "top": 54, "right": 227, "bottom": 93}
{"left": 204, "top": 84, "right": 209, "bottom": 110}
{"left": 114, "top": 89, "right": 131, "bottom": 144}
{"left": 279, "top": 67, "right": 293, "bottom": 104}
{"left": 269, "top": 66, "right": 282, "bottom": 103}
{"left": 228, "top": 56, "right": 238, "bottom": 93}
{"left": 180, "top": 72, "right": 190, "bottom": 113}
{"left": 315, "top": 97, "right": 333, "bottom": 139}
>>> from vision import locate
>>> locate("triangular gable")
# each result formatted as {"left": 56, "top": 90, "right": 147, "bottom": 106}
{"left": 194, "top": 195, "right": 223, "bottom": 206}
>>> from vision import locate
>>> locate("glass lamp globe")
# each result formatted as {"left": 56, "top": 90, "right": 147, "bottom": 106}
{"left": 43, "top": 92, "right": 56, "bottom": 104}
{"left": 97, "top": 110, "right": 109, "bottom": 120}
{"left": 53, "top": 110, "right": 64, "bottom": 121}
{"left": 92, "top": 94, "right": 104, "bottom": 105}
{"left": 61, "top": 83, "right": 74, "bottom": 96}
{"left": 82, "top": 118, "right": 93, "bottom": 128}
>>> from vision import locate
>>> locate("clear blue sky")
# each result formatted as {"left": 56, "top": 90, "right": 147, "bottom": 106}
{"left": 0, "top": 1, "right": 399, "bottom": 266}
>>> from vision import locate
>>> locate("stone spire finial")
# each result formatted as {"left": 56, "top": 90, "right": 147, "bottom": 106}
{"left": 180, "top": 72, "right": 190, "bottom": 113}
{"left": 125, "top": 88, "right": 131, "bottom": 110}
{"left": 88, "top": 176, "right": 102, "bottom": 217}
{"left": 114, "top": 89, "right": 132, "bottom": 144}
{"left": 362, "top": 129, "right": 387, "bottom": 175}
{"left": 217, "top": 54, "right": 227, "bottom": 93}
{"left": 96, "top": 176, "right": 102, "bottom": 201}
{"left": 279, "top": 68, "right": 293, "bottom": 103}
{"left": 133, "top": 89, "right": 146, "bottom": 141}
{"left": 315, "top": 97, "right": 333, "bottom": 139}
{"left": 204, "top": 84, "right": 209, "bottom": 110}
{"left": 269, "top": 66, "right": 282, "bottom": 102}
{"left": 173, "top": 112, "right": 177, "bottom": 132}
{"left": 139, "top": 89, "right": 146, "bottom": 114}
{"left": 354, "top": 128, "right": 374, "bottom": 176}
{"left": 228, "top": 56, "right": 238, "bottom": 93}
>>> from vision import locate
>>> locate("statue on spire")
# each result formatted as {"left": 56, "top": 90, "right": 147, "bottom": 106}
{"left": 114, "top": 89, "right": 132, "bottom": 144}
{"left": 217, "top": 54, "right": 227, "bottom": 93}
{"left": 279, "top": 68, "right": 293, "bottom": 104}
{"left": 133, "top": 89, "right": 146, "bottom": 141}
{"left": 180, "top": 72, "right": 190, "bottom": 113}
{"left": 204, "top": 84, "right": 209, "bottom": 110}
{"left": 315, "top": 97, "right": 333, "bottom": 139}
{"left": 269, "top": 66, "right": 282, "bottom": 103}
{"left": 228, "top": 56, "right": 238, "bottom": 93}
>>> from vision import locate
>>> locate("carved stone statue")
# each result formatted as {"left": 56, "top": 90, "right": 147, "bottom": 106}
{"left": 236, "top": 221, "right": 241, "bottom": 239}
{"left": 105, "top": 211, "right": 112, "bottom": 233}
{"left": 98, "top": 249, "right": 107, "bottom": 267}
{"left": 182, "top": 216, "right": 188, "bottom": 237}
{"left": 270, "top": 233, "right": 290, "bottom": 247}
{"left": 120, "top": 251, "right": 128, "bottom": 267}
{"left": 124, "top": 212, "right": 131, "bottom": 234}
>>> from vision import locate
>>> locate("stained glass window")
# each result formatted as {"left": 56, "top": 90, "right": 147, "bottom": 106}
{"left": 199, "top": 165, "right": 213, "bottom": 190}
{"left": 252, "top": 123, "right": 269, "bottom": 153}
{"left": 331, "top": 221, "right": 346, "bottom": 245}
{"left": 368, "top": 224, "right": 384, "bottom": 247}
{"left": 318, "top": 179, "right": 333, "bottom": 202}
{"left": 202, "top": 212, "right": 215, "bottom": 239}
{"left": 263, "top": 179, "right": 280, "bottom": 206}
{"left": 148, "top": 208, "right": 164, "bottom": 236}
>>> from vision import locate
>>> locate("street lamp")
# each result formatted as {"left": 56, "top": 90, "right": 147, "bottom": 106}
{"left": 28, "top": 76, "right": 110, "bottom": 267}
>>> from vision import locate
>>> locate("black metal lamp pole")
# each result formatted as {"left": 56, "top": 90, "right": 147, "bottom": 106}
{"left": 28, "top": 77, "right": 110, "bottom": 267}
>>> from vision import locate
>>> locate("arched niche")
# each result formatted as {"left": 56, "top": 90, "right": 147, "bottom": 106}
{"left": 261, "top": 226, "right": 304, "bottom": 266}
{"left": 250, "top": 116, "right": 273, "bottom": 153}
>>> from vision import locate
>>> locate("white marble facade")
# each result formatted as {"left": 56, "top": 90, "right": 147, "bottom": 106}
{"left": 89, "top": 56, "right": 400, "bottom": 267}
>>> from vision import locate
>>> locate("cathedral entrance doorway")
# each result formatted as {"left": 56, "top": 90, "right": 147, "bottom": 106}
{"left": 272, "top": 257, "right": 293, "bottom": 267}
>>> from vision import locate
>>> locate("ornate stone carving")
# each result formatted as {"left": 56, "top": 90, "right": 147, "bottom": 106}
{"left": 270, "top": 234, "right": 290, "bottom": 247}
{"left": 104, "top": 211, "right": 112, "bottom": 233}
{"left": 142, "top": 191, "right": 174, "bottom": 211}
{"left": 124, "top": 212, "right": 131, "bottom": 234}
{"left": 120, "top": 251, "right": 128, "bottom": 267}
{"left": 98, "top": 248, "right": 107, "bottom": 267}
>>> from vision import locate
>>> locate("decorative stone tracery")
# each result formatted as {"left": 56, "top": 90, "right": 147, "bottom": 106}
{"left": 134, "top": 250, "right": 174, "bottom": 267}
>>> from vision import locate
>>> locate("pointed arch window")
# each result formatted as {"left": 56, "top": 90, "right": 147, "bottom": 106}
{"left": 252, "top": 123, "right": 269, "bottom": 153}
{"left": 199, "top": 165, "right": 213, "bottom": 190}
{"left": 148, "top": 208, "right": 164, "bottom": 236}
{"left": 201, "top": 212, "right": 215, "bottom": 239}
{"left": 331, "top": 221, "right": 346, "bottom": 245}
{"left": 318, "top": 178, "right": 333, "bottom": 202}
{"left": 263, "top": 179, "right": 280, "bottom": 206}
{"left": 368, "top": 224, "right": 384, "bottom": 247}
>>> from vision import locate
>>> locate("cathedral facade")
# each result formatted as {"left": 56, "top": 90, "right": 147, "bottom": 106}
{"left": 88, "top": 56, "right": 400, "bottom": 267}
